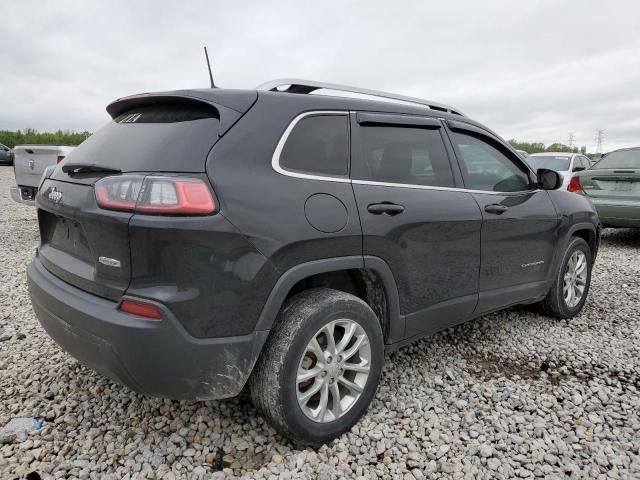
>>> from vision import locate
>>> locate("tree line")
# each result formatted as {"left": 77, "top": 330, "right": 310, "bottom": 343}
{"left": 508, "top": 139, "right": 588, "bottom": 155}
{"left": 0, "top": 129, "right": 595, "bottom": 158}
{"left": 0, "top": 129, "right": 92, "bottom": 148}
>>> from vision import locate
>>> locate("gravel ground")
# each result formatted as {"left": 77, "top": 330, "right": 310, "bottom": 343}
{"left": 0, "top": 165, "right": 639, "bottom": 480}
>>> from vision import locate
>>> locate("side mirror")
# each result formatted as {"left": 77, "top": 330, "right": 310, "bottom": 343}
{"left": 573, "top": 166, "right": 586, "bottom": 172}
{"left": 537, "top": 168, "right": 563, "bottom": 190}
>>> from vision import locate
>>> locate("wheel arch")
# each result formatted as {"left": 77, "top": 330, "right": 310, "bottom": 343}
{"left": 546, "top": 221, "right": 598, "bottom": 289}
{"left": 567, "top": 222, "right": 600, "bottom": 261}
{"left": 254, "top": 256, "right": 403, "bottom": 344}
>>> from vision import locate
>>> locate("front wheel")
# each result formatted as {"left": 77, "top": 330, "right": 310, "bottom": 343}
{"left": 249, "top": 288, "right": 384, "bottom": 446}
{"left": 539, "top": 236, "right": 592, "bottom": 318}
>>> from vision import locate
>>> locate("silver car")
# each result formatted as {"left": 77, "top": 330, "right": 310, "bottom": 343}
{"left": 527, "top": 152, "right": 590, "bottom": 190}
{"left": 10, "top": 145, "right": 75, "bottom": 205}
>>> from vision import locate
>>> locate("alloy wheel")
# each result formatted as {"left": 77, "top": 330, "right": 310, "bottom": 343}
{"left": 563, "top": 250, "right": 587, "bottom": 308}
{"left": 296, "top": 319, "right": 372, "bottom": 423}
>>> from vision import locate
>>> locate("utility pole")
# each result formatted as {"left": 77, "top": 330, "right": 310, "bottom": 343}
{"left": 568, "top": 132, "right": 575, "bottom": 151}
{"left": 595, "top": 129, "right": 604, "bottom": 154}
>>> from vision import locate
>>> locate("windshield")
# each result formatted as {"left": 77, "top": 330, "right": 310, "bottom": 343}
{"left": 527, "top": 155, "right": 571, "bottom": 171}
{"left": 594, "top": 149, "right": 640, "bottom": 169}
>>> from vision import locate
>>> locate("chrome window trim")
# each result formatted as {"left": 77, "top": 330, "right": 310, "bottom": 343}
{"left": 271, "top": 110, "right": 351, "bottom": 183}
{"left": 272, "top": 110, "right": 541, "bottom": 195}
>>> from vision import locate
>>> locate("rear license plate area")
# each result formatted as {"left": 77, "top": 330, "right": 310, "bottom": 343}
{"left": 40, "top": 211, "right": 92, "bottom": 261}
{"left": 613, "top": 182, "right": 632, "bottom": 191}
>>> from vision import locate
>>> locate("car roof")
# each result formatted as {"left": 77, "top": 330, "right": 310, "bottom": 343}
{"left": 115, "top": 88, "right": 499, "bottom": 131}
{"left": 107, "top": 86, "right": 511, "bottom": 151}
{"left": 257, "top": 78, "right": 465, "bottom": 115}
{"left": 258, "top": 90, "right": 465, "bottom": 119}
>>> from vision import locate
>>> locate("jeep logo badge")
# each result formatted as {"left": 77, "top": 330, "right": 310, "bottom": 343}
{"left": 28, "top": 159, "right": 34, "bottom": 170}
{"left": 48, "top": 187, "right": 63, "bottom": 204}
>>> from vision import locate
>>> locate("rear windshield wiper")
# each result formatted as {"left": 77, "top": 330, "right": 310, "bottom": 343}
{"left": 62, "top": 163, "right": 122, "bottom": 176}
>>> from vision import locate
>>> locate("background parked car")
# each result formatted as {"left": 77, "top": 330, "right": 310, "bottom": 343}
{"left": 571, "top": 147, "right": 640, "bottom": 228}
{"left": 526, "top": 152, "right": 591, "bottom": 189}
{"left": 9, "top": 145, "right": 75, "bottom": 205}
{"left": 0, "top": 143, "right": 14, "bottom": 165}
{"left": 515, "top": 149, "right": 529, "bottom": 159}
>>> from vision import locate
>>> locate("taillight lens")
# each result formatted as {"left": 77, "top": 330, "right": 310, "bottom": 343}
{"left": 568, "top": 176, "right": 583, "bottom": 193}
{"left": 95, "top": 175, "right": 216, "bottom": 215}
{"left": 57, "top": 155, "right": 65, "bottom": 163}
{"left": 95, "top": 175, "right": 143, "bottom": 212}
{"left": 136, "top": 178, "right": 215, "bottom": 214}
{"left": 119, "top": 299, "right": 162, "bottom": 319}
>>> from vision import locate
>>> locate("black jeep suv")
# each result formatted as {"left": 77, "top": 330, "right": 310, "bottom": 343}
{"left": 28, "top": 79, "right": 600, "bottom": 445}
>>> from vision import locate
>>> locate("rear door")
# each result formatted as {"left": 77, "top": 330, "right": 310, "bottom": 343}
{"left": 350, "top": 113, "right": 482, "bottom": 339}
{"left": 445, "top": 121, "right": 559, "bottom": 313}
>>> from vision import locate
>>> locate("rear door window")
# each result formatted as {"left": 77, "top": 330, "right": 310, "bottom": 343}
{"left": 351, "top": 123, "right": 455, "bottom": 187}
{"left": 278, "top": 114, "right": 349, "bottom": 177}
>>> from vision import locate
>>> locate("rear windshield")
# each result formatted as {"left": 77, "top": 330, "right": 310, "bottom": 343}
{"left": 527, "top": 155, "right": 571, "bottom": 171}
{"left": 594, "top": 149, "right": 640, "bottom": 169}
{"left": 59, "top": 100, "right": 220, "bottom": 173}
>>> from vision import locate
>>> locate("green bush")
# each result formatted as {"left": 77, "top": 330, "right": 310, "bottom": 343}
{"left": 0, "top": 129, "right": 92, "bottom": 149}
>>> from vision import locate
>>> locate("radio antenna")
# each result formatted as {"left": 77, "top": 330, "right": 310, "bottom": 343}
{"left": 203, "top": 46, "right": 215, "bottom": 88}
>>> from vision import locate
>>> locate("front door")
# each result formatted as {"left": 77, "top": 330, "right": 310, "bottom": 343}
{"left": 446, "top": 123, "right": 559, "bottom": 313}
{"left": 350, "top": 113, "right": 483, "bottom": 339}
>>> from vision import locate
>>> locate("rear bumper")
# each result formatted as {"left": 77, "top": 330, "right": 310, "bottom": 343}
{"left": 27, "top": 258, "right": 269, "bottom": 400}
{"left": 591, "top": 200, "right": 640, "bottom": 228}
{"left": 9, "top": 185, "right": 36, "bottom": 206}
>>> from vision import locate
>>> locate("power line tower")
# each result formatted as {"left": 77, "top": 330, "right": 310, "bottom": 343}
{"left": 595, "top": 129, "right": 604, "bottom": 154}
{"left": 568, "top": 132, "right": 575, "bottom": 151}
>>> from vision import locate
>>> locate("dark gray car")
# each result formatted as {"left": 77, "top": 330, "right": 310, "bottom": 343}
{"left": 0, "top": 143, "right": 13, "bottom": 165}
{"left": 27, "top": 79, "right": 600, "bottom": 445}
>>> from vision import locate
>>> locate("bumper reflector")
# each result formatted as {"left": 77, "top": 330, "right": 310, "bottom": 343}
{"left": 119, "top": 299, "right": 162, "bottom": 319}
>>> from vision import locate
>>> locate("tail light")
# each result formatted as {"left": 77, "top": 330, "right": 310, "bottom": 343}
{"left": 95, "top": 175, "right": 216, "bottom": 215}
{"left": 57, "top": 156, "right": 65, "bottom": 163}
{"left": 568, "top": 176, "right": 583, "bottom": 193}
{"left": 119, "top": 299, "right": 162, "bottom": 319}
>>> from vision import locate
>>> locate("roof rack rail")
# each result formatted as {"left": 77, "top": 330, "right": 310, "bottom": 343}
{"left": 256, "top": 78, "right": 465, "bottom": 117}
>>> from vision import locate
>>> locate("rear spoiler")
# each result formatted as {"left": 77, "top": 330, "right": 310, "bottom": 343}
{"left": 106, "top": 89, "right": 258, "bottom": 136}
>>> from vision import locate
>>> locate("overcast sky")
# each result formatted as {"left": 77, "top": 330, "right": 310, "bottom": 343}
{"left": 2, "top": 0, "right": 639, "bottom": 151}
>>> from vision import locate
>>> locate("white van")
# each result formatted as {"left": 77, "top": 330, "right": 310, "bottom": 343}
{"left": 10, "top": 145, "right": 75, "bottom": 205}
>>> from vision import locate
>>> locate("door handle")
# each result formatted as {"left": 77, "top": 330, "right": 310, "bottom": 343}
{"left": 484, "top": 204, "right": 508, "bottom": 215}
{"left": 367, "top": 202, "right": 405, "bottom": 216}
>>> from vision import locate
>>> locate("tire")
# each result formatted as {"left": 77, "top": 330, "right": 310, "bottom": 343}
{"left": 539, "top": 236, "right": 592, "bottom": 318}
{"left": 249, "top": 288, "right": 384, "bottom": 446}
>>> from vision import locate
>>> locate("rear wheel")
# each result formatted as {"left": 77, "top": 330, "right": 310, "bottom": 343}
{"left": 249, "top": 288, "right": 384, "bottom": 446}
{"left": 539, "top": 236, "right": 592, "bottom": 318}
